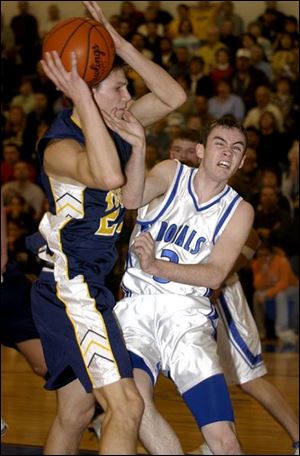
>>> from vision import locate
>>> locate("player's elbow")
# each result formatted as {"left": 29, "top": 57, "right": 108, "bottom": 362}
{"left": 91, "top": 172, "right": 125, "bottom": 190}
{"left": 209, "top": 266, "right": 227, "bottom": 290}
{"left": 171, "top": 87, "right": 187, "bottom": 110}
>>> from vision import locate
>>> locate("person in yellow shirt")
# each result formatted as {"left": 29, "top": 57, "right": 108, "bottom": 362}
{"left": 189, "top": 1, "right": 221, "bottom": 41}
{"left": 196, "top": 25, "right": 227, "bottom": 74}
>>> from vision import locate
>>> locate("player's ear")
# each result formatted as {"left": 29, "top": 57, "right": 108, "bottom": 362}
{"left": 238, "top": 154, "right": 246, "bottom": 169}
{"left": 195, "top": 143, "right": 204, "bottom": 160}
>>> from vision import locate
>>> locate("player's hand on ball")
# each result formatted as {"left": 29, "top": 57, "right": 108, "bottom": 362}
{"left": 133, "top": 232, "right": 156, "bottom": 273}
{"left": 41, "top": 51, "right": 91, "bottom": 102}
{"left": 83, "top": 1, "right": 125, "bottom": 49}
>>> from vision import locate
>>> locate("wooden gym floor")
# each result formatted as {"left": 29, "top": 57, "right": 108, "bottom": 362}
{"left": 1, "top": 342, "right": 299, "bottom": 455}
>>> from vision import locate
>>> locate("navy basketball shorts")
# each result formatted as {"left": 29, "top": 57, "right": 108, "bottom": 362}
{"left": 31, "top": 271, "right": 133, "bottom": 392}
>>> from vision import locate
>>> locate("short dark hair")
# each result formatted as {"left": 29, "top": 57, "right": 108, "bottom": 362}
{"left": 200, "top": 115, "right": 248, "bottom": 151}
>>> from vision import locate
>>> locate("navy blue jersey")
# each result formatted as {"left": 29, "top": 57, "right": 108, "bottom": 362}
{"left": 36, "top": 108, "right": 132, "bottom": 284}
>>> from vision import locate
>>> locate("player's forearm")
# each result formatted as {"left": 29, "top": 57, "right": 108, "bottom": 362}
{"left": 122, "top": 140, "right": 146, "bottom": 209}
{"left": 118, "top": 42, "right": 186, "bottom": 111}
{"left": 75, "top": 99, "right": 124, "bottom": 188}
{"left": 148, "top": 260, "right": 225, "bottom": 290}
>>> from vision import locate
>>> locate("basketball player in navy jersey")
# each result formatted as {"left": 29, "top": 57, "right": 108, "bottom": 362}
{"left": 28, "top": 1, "right": 186, "bottom": 454}
{"left": 113, "top": 117, "right": 253, "bottom": 455}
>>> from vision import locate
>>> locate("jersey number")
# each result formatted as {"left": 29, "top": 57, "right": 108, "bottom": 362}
{"left": 153, "top": 248, "right": 179, "bottom": 284}
{"left": 95, "top": 190, "right": 123, "bottom": 236}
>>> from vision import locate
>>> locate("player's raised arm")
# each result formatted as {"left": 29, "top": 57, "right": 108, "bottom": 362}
{"left": 41, "top": 51, "right": 124, "bottom": 190}
{"left": 83, "top": 1, "right": 187, "bottom": 126}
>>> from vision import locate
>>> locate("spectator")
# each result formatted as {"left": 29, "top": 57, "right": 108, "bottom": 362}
{"left": 250, "top": 44, "right": 273, "bottom": 82}
{"left": 193, "top": 95, "right": 214, "bottom": 128}
{"left": 256, "top": 110, "right": 290, "bottom": 170}
{"left": 219, "top": 18, "right": 240, "bottom": 61}
{"left": 253, "top": 185, "right": 292, "bottom": 252}
{"left": 246, "top": 125, "right": 261, "bottom": 150}
{"left": 1, "top": 13, "right": 18, "bottom": 103}
{"left": 40, "top": 4, "right": 62, "bottom": 39}
{"left": 146, "top": 1, "right": 173, "bottom": 26}
{"left": 130, "top": 33, "right": 153, "bottom": 60}
{"left": 172, "top": 19, "right": 201, "bottom": 55}
{"left": 240, "top": 32, "right": 257, "bottom": 52}
{"left": 32, "top": 61, "right": 60, "bottom": 106}
{"left": 1, "top": 141, "right": 36, "bottom": 184}
{"left": 243, "top": 85, "right": 284, "bottom": 132}
{"left": 189, "top": 1, "right": 221, "bottom": 41}
{"left": 2, "top": 105, "right": 27, "bottom": 149}
{"left": 167, "top": 4, "right": 190, "bottom": 38}
{"left": 119, "top": 1, "right": 144, "bottom": 34}
{"left": 1, "top": 161, "right": 45, "bottom": 221}
{"left": 281, "top": 140, "right": 299, "bottom": 208}
{"left": 137, "top": 7, "right": 164, "bottom": 37}
{"left": 247, "top": 21, "right": 273, "bottom": 61}
{"left": 283, "top": 15, "right": 299, "bottom": 43}
{"left": 229, "top": 146, "right": 261, "bottom": 203}
{"left": 146, "top": 118, "right": 171, "bottom": 160}
{"left": 196, "top": 25, "right": 226, "bottom": 74}
{"left": 232, "top": 48, "right": 269, "bottom": 110}
{"left": 255, "top": 168, "right": 293, "bottom": 215}
{"left": 215, "top": 1, "right": 244, "bottom": 37}
{"left": 1, "top": 142, "right": 22, "bottom": 184}
{"left": 6, "top": 194, "right": 37, "bottom": 235}
{"left": 154, "top": 37, "right": 177, "bottom": 71}
{"left": 22, "top": 92, "right": 55, "bottom": 161}
{"left": 142, "top": 22, "right": 162, "bottom": 56}
{"left": 272, "top": 33, "right": 297, "bottom": 80}
{"left": 258, "top": 1, "right": 287, "bottom": 35}
{"left": 252, "top": 243, "right": 298, "bottom": 342}
{"left": 271, "top": 76, "right": 297, "bottom": 133}
{"left": 208, "top": 79, "right": 245, "bottom": 121}
{"left": 169, "top": 47, "right": 191, "bottom": 78}
{"left": 186, "top": 56, "right": 214, "bottom": 97}
{"left": 210, "top": 47, "right": 234, "bottom": 90}
{"left": 257, "top": 7, "right": 283, "bottom": 43}
{"left": 10, "top": 1, "right": 40, "bottom": 75}
{"left": 10, "top": 77, "right": 36, "bottom": 115}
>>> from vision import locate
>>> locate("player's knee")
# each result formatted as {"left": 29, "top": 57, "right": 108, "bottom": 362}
{"left": 217, "top": 433, "right": 242, "bottom": 455}
{"left": 58, "top": 402, "right": 95, "bottom": 432}
{"left": 108, "top": 388, "right": 144, "bottom": 430}
{"left": 31, "top": 364, "right": 47, "bottom": 378}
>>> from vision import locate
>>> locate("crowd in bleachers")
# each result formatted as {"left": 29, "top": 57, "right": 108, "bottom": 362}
{"left": 1, "top": 1, "right": 299, "bottom": 344}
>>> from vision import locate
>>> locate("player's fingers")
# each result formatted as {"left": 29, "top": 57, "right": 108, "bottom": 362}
{"left": 70, "top": 51, "right": 78, "bottom": 75}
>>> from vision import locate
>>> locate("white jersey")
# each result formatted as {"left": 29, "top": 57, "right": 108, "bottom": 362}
{"left": 121, "top": 161, "right": 243, "bottom": 299}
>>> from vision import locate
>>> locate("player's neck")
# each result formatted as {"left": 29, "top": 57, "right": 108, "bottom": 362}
{"left": 193, "top": 169, "right": 228, "bottom": 203}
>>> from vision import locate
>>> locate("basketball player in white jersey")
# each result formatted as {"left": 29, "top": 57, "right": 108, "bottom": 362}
{"left": 113, "top": 116, "right": 253, "bottom": 455}
{"left": 168, "top": 129, "right": 299, "bottom": 455}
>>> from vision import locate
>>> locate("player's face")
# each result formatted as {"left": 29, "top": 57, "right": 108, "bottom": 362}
{"left": 169, "top": 139, "right": 199, "bottom": 167}
{"left": 93, "top": 68, "right": 131, "bottom": 118}
{"left": 198, "top": 126, "right": 246, "bottom": 180}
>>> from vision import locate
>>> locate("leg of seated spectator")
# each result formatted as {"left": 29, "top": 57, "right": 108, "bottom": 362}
{"left": 253, "top": 292, "right": 267, "bottom": 339}
{"left": 275, "top": 291, "right": 290, "bottom": 336}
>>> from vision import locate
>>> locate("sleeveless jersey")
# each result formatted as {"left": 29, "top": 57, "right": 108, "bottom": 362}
{"left": 36, "top": 108, "right": 131, "bottom": 284}
{"left": 121, "top": 161, "right": 243, "bottom": 298}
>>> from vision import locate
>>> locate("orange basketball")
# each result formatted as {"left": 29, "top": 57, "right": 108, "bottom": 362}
{"left": 42, "top": 17, "right": 115, "bottom": 86}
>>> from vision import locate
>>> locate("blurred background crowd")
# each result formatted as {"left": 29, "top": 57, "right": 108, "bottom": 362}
{"left": 1, "top": 1, "right": 299, "bottom": 345}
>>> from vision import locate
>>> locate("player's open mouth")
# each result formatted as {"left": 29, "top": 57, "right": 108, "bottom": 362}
{"left": 218, "top": 160, "right": 230, "bottom": 169}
